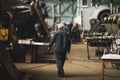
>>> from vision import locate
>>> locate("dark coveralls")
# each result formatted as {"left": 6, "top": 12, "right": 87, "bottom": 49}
{"left": 71, "top": 24, "right": 78, "bottom": 43}
{"left": 48, "top": 29, "right": 68, "bottom": 77}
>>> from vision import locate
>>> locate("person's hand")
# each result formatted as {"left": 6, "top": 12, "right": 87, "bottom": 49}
{"left": 48, "top": 47, "right": 51, "bottom": 53}
{"left": 48, "top": 47, "right": 50, "bottom": 50}
{"left": 67, "top": 51, "right": 70, "bottom": 54}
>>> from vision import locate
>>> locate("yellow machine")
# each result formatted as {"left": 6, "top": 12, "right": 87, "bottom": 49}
{"left": 0, "top": 12, "right": 16, "bottom": 51}
{"left": 0, "top": 28, "right": 8, "bottom": 41}
{"left": 0, "top": 14, "right": 9, "bottom": 41}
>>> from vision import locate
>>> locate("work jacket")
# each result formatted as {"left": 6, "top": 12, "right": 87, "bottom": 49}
{"left": 49, "top": 29, "right": 67, "bottom": 52}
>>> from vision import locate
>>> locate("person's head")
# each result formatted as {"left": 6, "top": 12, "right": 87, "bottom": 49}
{"left": 35, "top": 0, "right": 39, "bottom": 2}
{"left": 58, "top": 23, "right": 64, "bottom": 30}
{"left": 63, "top": 25, "right": 69, "bottom": 31}
{"left": 75, "top": 23, "right": 78, "bottom": 26}
{"left": 69, "top": 20, "right": 72, "bottom": 24}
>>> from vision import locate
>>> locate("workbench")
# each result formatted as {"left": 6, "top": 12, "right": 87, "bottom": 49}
{"left": 86, "top": 36, "right": 113, "bottom": 60}
{"left": 18, "top": 39, "right": 47, "bottom": 63}
{"left": 101, "top": 54, "right": 120, "bottom": 80}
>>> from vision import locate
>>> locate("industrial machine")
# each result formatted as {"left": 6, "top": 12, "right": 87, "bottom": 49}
{"left": 104, "top": 12, "right": 120, "bottom": 34}
{"left": 89, "top": 12, "right": 120, "bottom": 35}
{"left": 0, "top": 0, "right": 50, "bottom": 80}
{"left": 86, "top": 12, "right": 120, "bottom": 60}
{"left": 0, "top": 0, "right": 50, "bottom": 42}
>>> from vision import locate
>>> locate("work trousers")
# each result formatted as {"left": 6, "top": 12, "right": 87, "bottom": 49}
{"left": 55, "top": 51, "right": 67, "bottom": 75}
{"left": 72, "top": 32, "right": 77, "bottom": 43}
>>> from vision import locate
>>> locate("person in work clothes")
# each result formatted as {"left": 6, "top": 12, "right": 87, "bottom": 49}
{"left": 48, "top": 23, "right": 68, "bottom": 77}
{"left": 71, "top": 23, "right": 79, "bottom": 43}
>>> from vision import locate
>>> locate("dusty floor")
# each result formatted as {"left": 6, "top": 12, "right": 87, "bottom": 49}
{"left": 15, "top": 42, "right": 120, "bottom": 80}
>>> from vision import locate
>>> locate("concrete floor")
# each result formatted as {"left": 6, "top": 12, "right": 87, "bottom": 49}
{"left": 15, "top": 42, "right": 120, "bottom": 80}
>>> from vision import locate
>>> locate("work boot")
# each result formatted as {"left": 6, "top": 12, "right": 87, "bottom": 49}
{"left": 58, "top": 71, "right": 65, "bottom": 78}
